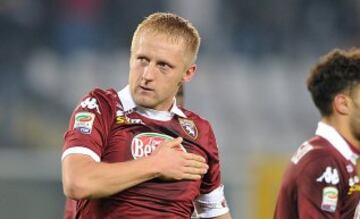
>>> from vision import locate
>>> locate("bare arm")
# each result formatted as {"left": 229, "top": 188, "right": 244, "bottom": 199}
{"left": 62, "top": 137, "right": 208, "bottom": 200}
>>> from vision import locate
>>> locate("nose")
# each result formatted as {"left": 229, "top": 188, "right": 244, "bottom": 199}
{"left": 142, "top": 64, "right": 156, "bottom": 81}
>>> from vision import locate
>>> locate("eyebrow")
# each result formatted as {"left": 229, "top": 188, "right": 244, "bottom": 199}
{"left": 157, "top": 60, "right": 175, "bottom": 68}
{"left": 136, "top": 53, "right": 176, "bottom": 69}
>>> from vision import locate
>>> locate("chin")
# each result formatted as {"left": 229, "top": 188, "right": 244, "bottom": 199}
{"left": 134, "top": 96, "right": 154, "bottom": 108}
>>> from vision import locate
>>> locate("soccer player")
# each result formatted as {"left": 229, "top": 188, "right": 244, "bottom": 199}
{"left": 61, "top": 12, "right": 231, "bottom": 219}
{"left": 274, "top": 48, "right": 360, "bottom": 218}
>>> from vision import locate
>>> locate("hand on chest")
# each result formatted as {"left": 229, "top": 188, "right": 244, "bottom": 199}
{"left": 106, "top": 113, "right": 206, "bottom": 162}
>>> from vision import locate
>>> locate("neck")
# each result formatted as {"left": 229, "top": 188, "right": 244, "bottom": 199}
{"left": 322, "top": 116, "right": 360, "bottom": 148}
{"left": 137, "top": 98, "right": 175, "bottom": 112}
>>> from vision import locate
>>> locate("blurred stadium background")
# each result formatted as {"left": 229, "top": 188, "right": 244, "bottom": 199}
{"left": 1, "top": 0, "right": 360, "bottom": 218}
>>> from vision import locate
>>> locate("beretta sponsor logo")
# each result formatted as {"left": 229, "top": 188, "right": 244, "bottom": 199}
{"left": 131, "top": 132, "right": 186, "bottom": 159}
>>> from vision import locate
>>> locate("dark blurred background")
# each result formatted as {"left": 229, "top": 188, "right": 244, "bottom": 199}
{"left": 1, "top": 0, "right": 360, "bottom": 218}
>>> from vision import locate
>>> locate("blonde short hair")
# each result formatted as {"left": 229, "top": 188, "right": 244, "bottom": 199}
{"left": 131, "top": 12, "right": 201, "bottom": 63}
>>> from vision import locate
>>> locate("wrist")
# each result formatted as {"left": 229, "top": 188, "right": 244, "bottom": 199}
{"left": 143, "top": 155, "right": 162, "bottom": 178}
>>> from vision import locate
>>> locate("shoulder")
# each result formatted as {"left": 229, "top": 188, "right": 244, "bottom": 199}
{"left": 85, "top": 88, "right": 119, "bottom": 103}
{"left": 291, "top": 136, "right": 343, "bottom": 180}
{"left": 291, "top": 136, "right": 338, "bottom": 165}
{"left": 77, "top": 88, "right": 119, "bottom": 115}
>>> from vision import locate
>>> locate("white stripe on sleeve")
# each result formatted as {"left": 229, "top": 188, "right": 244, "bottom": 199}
{"left": 193, "top": 184, "right": 230, "bottom": 218}
{"left": 61, "top": 146, "right": 101, "bottom": 162}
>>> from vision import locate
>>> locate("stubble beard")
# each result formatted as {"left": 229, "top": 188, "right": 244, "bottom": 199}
{"left": 350, "top": 119, "right": 360, "bottom": 144}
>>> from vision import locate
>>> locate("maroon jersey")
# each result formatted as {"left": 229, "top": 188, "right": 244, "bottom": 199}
{"left": 274, "top": 122, "right": 360, "bottom": 219}
{"left": 62, "top": 86, "right": 226, "bottom": 218}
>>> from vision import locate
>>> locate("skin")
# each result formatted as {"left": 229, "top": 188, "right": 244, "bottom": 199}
{"left": 349, "top": 85, "right": 360, "bottom": 144}
{"left": 129, "top": 31, "right": 196, "bottom": 111}
{"left": 129, "top": 32, "right": 231, "bottom": 218}
{"left": 62, "top": 30, "right": 231, "bottom": 219}
{"left": 323, "top": 84, "right": 360, "bottom": 148}
{"left": 62, "top": 32, "right": 207, "bottom": 200}
{"left": 62, "top": 137, "right": 209, "bottom": 199}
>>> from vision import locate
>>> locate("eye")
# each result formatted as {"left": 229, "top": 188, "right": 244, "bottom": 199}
{"left": 159, "top": 62, "right": 169, "bottom": 69}
{"left": 158, "top": 61, "right": 173, "bottom": 71}
{"left": 137, "top": 56, "right": 149, "bottom": 65}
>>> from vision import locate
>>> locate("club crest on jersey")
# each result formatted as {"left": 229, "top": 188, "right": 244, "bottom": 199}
{"left": 74, "top": 112, "right": 95, "bottom": 134}
{"left": 178, "top": 118, "right": 198, "bottom": 139}
{"left": 321, "top": 186, "right": 338, "bottom": 212}
{"left": 131, "top": 133, "right": 186, "bottom": 159}
{"left": 80, "top": 97, "right": 100, "bottom": 114}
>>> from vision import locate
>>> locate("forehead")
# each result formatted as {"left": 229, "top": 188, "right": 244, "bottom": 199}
{"left": 131, "top": 32, "right": 191, "bottom": 68}
{"left": 134, "top": 31, "right": 185, "bottom": 52}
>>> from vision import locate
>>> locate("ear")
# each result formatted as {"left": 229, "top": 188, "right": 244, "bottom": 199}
{"left": 333, "top": 94, "right": 350, "bottom": 115}
{"left": 182, "top": 64, "right": 197, "bottom": 82}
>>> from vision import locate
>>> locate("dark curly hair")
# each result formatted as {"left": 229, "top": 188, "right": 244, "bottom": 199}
{"left": 307, "top": 48, "right": 360, "bottom": 116}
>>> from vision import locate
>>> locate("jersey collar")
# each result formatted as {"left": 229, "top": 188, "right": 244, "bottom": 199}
{"left": 117, "top": 85, "right": 187, "bottom": 121}
{"left": 315, "top": 121, "right": 359, "bottom": 165}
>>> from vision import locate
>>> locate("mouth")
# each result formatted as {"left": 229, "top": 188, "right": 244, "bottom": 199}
{"left": 138, "top": 85, "right": 154, "bottom": 93}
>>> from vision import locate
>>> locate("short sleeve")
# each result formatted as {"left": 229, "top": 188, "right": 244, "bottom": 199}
{"left": 194, "top": 122, "right": 229, "bottom": 217}
{"left": 296, "top": 151, "right": 344, "bottom": 218}
{"left": 62, "top": 88, "right": 117, "bottom": 162}
{"left": 200, "top": 122, "right": 221, "bottom": 194}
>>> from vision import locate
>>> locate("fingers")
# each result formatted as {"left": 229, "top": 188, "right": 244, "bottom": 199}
{"left": 182, "top": 173, "right": 202, "bottom": 180}
{"left": 154, "top": 136, "right": 210, "bottom": 181}
{"left": 181, "top": 166, "right": 209, "bottom": 180}
{"left": 160, "top": 168, "right": 206, "bottom": 181}
{"left": 181, "top": 155, "right": 208, "bottom": 180}
{"left": 180, "top": 148, "right": 209, "bottom": 171}
{"left": 184, "top": 159, "right": 209, "bottom": 170}
{"left": 184, "top": 152, "right": 206, "bottom": 163}
{"left": 162, "top": 137, "right": 183, "bottom": 148}
{"left": 183, "top": 166, "right": 208, "bottom": 175}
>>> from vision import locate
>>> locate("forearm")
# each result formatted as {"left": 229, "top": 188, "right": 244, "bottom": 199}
{"left": 62, "top": 155, "right": 159, "bottom": 200}
{"left": 62, "top": 138, "right": 208, "bottom": 200}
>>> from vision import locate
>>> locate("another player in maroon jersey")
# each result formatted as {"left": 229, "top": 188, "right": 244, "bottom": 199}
{"left": 274, "top": 49, "right": 360, "bottom": 218}
{"left": 62, "top": 12, "right": 231, "bottom": 219}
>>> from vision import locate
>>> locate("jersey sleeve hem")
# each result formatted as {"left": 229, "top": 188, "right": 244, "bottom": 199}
{"left": 193, "top": 184, "right": 230, "bottom": 218}
{"left": 61, "top": 146, "right": 101, "bottom": 162}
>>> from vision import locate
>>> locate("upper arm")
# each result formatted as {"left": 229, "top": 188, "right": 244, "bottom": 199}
{"left": 62, "top": 154, "right": 96, "bottom": 180}
{"left": 61, "top": 89, "right": 116, "bottom": 198}
{"left": 62, "top": 89, "right": 116, "bottom": 163}
{"left": 61, "top": 154, "right": 98, "bottom": 199}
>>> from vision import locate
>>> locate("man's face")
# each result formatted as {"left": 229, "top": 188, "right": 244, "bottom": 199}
{"left": 349, "top": 85, "right": 360, "bottom": 142}
{"left": 129, "top": 31, "right": 193, "bottom": 111}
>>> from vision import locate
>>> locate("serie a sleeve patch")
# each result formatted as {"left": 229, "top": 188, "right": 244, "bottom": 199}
{"left": 73, "top": 112, "right": 95, "bottom": 134}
